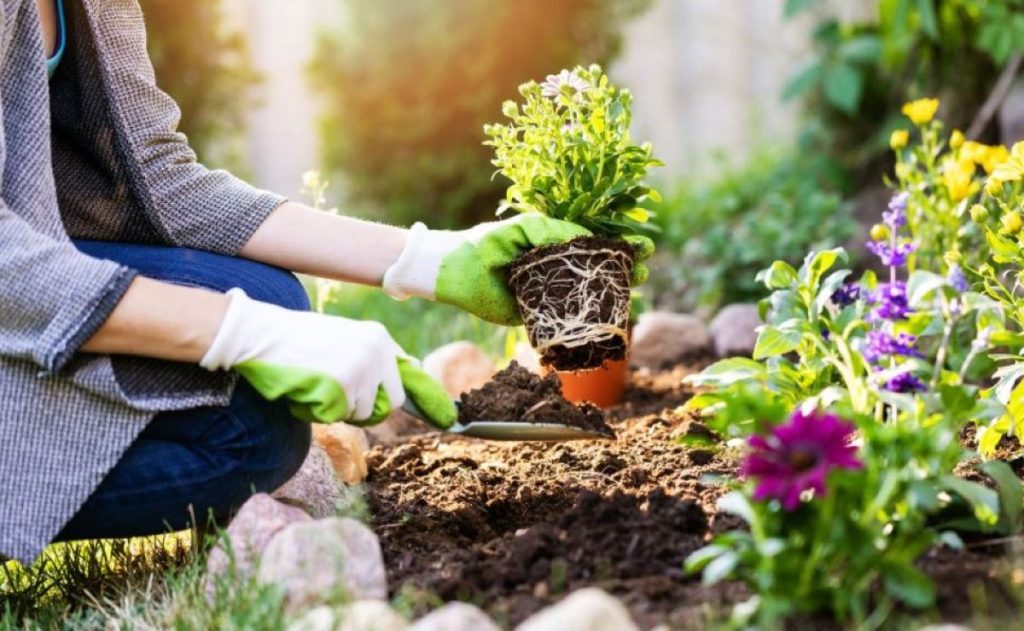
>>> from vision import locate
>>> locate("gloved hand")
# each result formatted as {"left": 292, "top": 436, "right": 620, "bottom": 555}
{"left": 200, "top": 289, "right": 457, "bottom": 428}
{"left": 382, "top": 214, "right": 654, "bottom": 325}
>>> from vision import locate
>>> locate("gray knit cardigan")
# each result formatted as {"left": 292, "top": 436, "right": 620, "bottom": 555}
{"left": 0, "top": 0, "right": 287, "bottom": 563}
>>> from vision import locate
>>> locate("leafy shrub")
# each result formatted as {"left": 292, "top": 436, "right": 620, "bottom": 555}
{"left": 784, "top": 0, "right": 1021, "bottom": 188}
{"left": 650, "top": 150, "right": 854, "bottom": 311}
{"left": 141, "top": 0, "right": 260, "bottom": 171}
{"left": 308, "top": 0, "right": 651, "bottom": 228}
{"left": 484, "top": 65, "right": 662, "bottom": 237}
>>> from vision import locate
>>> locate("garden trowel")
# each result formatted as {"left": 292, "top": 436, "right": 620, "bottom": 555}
{"left": 401, "top": 399, "right": 612, "bottom": 442}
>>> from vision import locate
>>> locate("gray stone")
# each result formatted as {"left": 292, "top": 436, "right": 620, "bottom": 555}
{"left": 515, "top": 588, "right": 640, "bottom": 631}
{"left": 259, "top": 517, "right": 387, "bottom": 613}
{"left": 204, "top": 493, "right": 311, "bottom": 594}
{"left": 272, "top": 442, "right": 343, "bottom": 518}
{"left": 631, "top": 311, "right": 711, "bottom": 368}
{"left": 287, "top": 602, "right": 408, "bottom": 631}
{"left": 709, "top": 303, "right": 761, "bottom": 358}
{"left": 409, "top": 602, "right": 500, "bottom": 631}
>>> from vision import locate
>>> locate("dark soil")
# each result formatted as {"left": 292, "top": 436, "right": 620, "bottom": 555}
{"left": 366, "top": 366, "right": 1022, "bottom": 629}
{"left": 458, "top": 362, "right": 614, "bottom": 437}
{"left": 508, "top": 236, "right": 634, "bottom": 371}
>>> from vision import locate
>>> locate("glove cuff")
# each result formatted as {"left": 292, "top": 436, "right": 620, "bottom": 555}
{"left": 382, "top": 222, "right": 448, "bottom": 301}
{"left": 200, "top": 288, "right": 254, "bottom": 371}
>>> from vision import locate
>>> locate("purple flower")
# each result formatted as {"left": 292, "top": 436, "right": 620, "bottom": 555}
{"left": 867, "top": 282, "right": 911, "bottom": 322}
{"left": 830, "top": 282, "right": 861, "bottom": 308}
{"left": 741, "top": 410, "right": 862, "bottom": 511}
{"left": 866, "top": 240, "right": 916, "bottom": 267}
{"left": 947, "top": 264, "right": 969, "bottom": 293}
{"left": 863, "top": 330, "right": 921, "bottom": 364}
{"left": 884, "top": 192, "right": 909, "bottom": 231}
{"left": 884, "top": 371, "right": 927, "bottom": 393}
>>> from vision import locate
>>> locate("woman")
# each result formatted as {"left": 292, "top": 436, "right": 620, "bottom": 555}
{"left": 0, "top": 0, "right": 628, "bottom": 563}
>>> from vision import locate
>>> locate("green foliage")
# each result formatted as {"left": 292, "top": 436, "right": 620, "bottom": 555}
{"left": 784, "top": 0, "right": 1009, "bottom": 187}
{"left": 141, "top": 0, "right": 260, "bottom": 172}
{"left": 687, "top": 406, "right": 1015, "bottom": 626}
{"left": 484, "top": 65, "right": 662, "bottom": 237}
{"left": 308, "top": 0, "right": 651, "bottom": 228}
{"left": 650, "top": 150, "right": 854, "bottom": 311}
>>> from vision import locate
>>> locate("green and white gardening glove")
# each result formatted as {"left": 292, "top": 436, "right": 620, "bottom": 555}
{"left": 200, "top": 289, "right": 457, "bottom": 429}
{"left": 382, "top": 214, "right": 654, "bottom": 325}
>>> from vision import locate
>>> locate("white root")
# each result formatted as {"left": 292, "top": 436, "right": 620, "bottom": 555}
{"left": 509, "top": 243, "right": 633, "bottom": 365}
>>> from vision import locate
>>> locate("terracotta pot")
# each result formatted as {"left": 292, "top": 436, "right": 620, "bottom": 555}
{"left": 545, "top": 356, "right": 629, "bottom": 409}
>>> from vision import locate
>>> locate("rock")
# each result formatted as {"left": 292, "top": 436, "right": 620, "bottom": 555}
{"left": 287, "top": 606, "right": 337, "bottom": 631}
{"left": 630, "top": 311, "right": 711, "bottom": 368}
{"left": 365, "top": 408, "right": 429, "bottom": 446}
{"left": 709, "top": 303, "right": 761, "bottom": 358}
{"left": 272, "top": 442, "right": 343, "bottom": 518}
{"left": 1000, "top": 80, "right": 1024, "bottom": 146}
{"left": 259, "top": 517, "right": 387, "bottom": 613}
{"left": 515, "top": 588, "right": 640, "bottom": 631}
{"left": 312, "top": 424, "right": 370, "bottom": 484}
{"left": 409, "top": 602, "right": 500, "bottom": 631}
{"left": 513, "top": 342, "right": 542, "bottom": 374}
{"left": 205, "top": 494, "right": 311, "bottom": 591}
{"left": 423, "top": 342, "right": 496, "bottom": 397}
{"left": 287, "top": 602, "right": 408, "bottom": 631}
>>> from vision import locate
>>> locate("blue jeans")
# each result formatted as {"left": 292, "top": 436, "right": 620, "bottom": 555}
{"left": 56, "top": 241, "right": 313, "bottom": 541}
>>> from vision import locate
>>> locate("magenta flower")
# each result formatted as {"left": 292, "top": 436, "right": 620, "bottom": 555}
{"left": 741, "top": 410, "right": 862, "bottom": 511}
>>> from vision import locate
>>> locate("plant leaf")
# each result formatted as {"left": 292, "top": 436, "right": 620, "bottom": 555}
{"left": 824, "top": 63, "right": 864, "bottom": 114}
{"left": 753, "top": 326, "right": 803, "bottom": 360}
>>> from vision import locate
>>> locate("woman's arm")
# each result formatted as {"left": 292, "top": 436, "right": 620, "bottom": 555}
{"left": 81, "top": 277, "right": 228, "bottom": 362}
{"left": 240, "top": 202, "right": 408, "bottom": 286}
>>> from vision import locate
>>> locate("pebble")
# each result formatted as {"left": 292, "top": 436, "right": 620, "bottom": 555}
{"left": 709, "top": 303, "right": 761, "bottom": 358}
{"left": 515, "top": 588, "right": 640, "bottom": 631}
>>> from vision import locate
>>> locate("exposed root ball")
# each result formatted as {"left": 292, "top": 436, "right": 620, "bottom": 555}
{"left": 509, "top": 237, "right": 634, "bottom": 371}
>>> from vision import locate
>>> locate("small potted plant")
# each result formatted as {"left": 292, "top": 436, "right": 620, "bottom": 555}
{"left": 485, "top": 65, "right": 662, "bottom": 373}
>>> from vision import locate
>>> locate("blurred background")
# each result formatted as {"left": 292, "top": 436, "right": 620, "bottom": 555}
{"left": 141, "top": 0, "right": 1024, "bottom": 351}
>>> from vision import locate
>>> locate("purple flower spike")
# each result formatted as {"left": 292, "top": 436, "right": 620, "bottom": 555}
{"left": 741, "top": 410, "right": 862, "bottom": 511}
{"left": 831, "top": 282, "right": 861, "bottom": 308}
{"left": 866, "top": 240, "right": 916, "bottom": 267}
{"left": 884, "top": 192, "right": 909, "bottom": 231}
{"left": 864, "top": 330, "right": 921, "bottom": 364}
{"left": 947, "top": 264, "right": 969, "bottom": 293}
{"left": 885, "top": 371, "right": 927, "bottom": 393}
{"left": 867, "top": 282, "right": 912, "bottom": 322}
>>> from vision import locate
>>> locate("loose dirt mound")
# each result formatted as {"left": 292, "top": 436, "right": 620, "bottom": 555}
{"left": 459, "top": 362, "right": 614, "bottom": 436}
{"left": 366, "top": 365, "right": 1019, "bottom": 629}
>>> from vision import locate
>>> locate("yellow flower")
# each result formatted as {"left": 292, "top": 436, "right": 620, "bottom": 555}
{"left": 1002, "top": 211, "right": 1023, "bottom": 235}
{"left": 890, "top": 129, "right": 909, "bottom": 150}
{"left": 870, "top": 224, "right": 889, "bottom": 241}
{"left": 950, "top": 130, "right": 965, "bottom": 150}
{"left": 992, "top": 143, "right": 1024, "bottom": 183}
{"left": 985, "top": 177, "right": 1004, "bottom": 196}
{"left": 970, "top": 203, "right": 989, "bottom": 222}
{"left": 902, "top": 98, "right": 940, "bottom": 125}
{"left": 980, "top": 144, "right": 1010, "bottom": 174}
{"left": 943, "top": 158, "right": 977, "bottom": 202}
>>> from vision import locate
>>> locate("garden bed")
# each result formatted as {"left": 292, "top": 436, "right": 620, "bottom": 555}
{"left": 366, "top": 364, "right": 1021, "bottom": 629}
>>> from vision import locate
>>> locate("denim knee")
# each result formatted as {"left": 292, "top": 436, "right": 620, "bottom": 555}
{"left": 234, "top": 383, "right": 313, "bottom": 495}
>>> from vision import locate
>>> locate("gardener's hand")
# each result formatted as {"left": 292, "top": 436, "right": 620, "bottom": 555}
{"left": 382, "top": 214, "right": 654, "bottom": 325}
{"left": 200, "top": 289, "right": 457, "bottom": 428}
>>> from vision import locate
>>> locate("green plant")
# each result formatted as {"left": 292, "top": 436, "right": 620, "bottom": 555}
{"left": 484, "top": 65, "right": 662, "bottom": 237}
{"left": 309, "top": 0, "right": 651, "bottom": 228}
{"left": 783, "top": 0, "right": 1015, "bottom": 189}
{"left": 687, "top": 404, "right": 1021, "bottom": 627}
{"left": 651, "top": 149, "right": 853, "bottom": 312}
{"left": 141, "top": 0, "right": 261, "bottom": 172}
